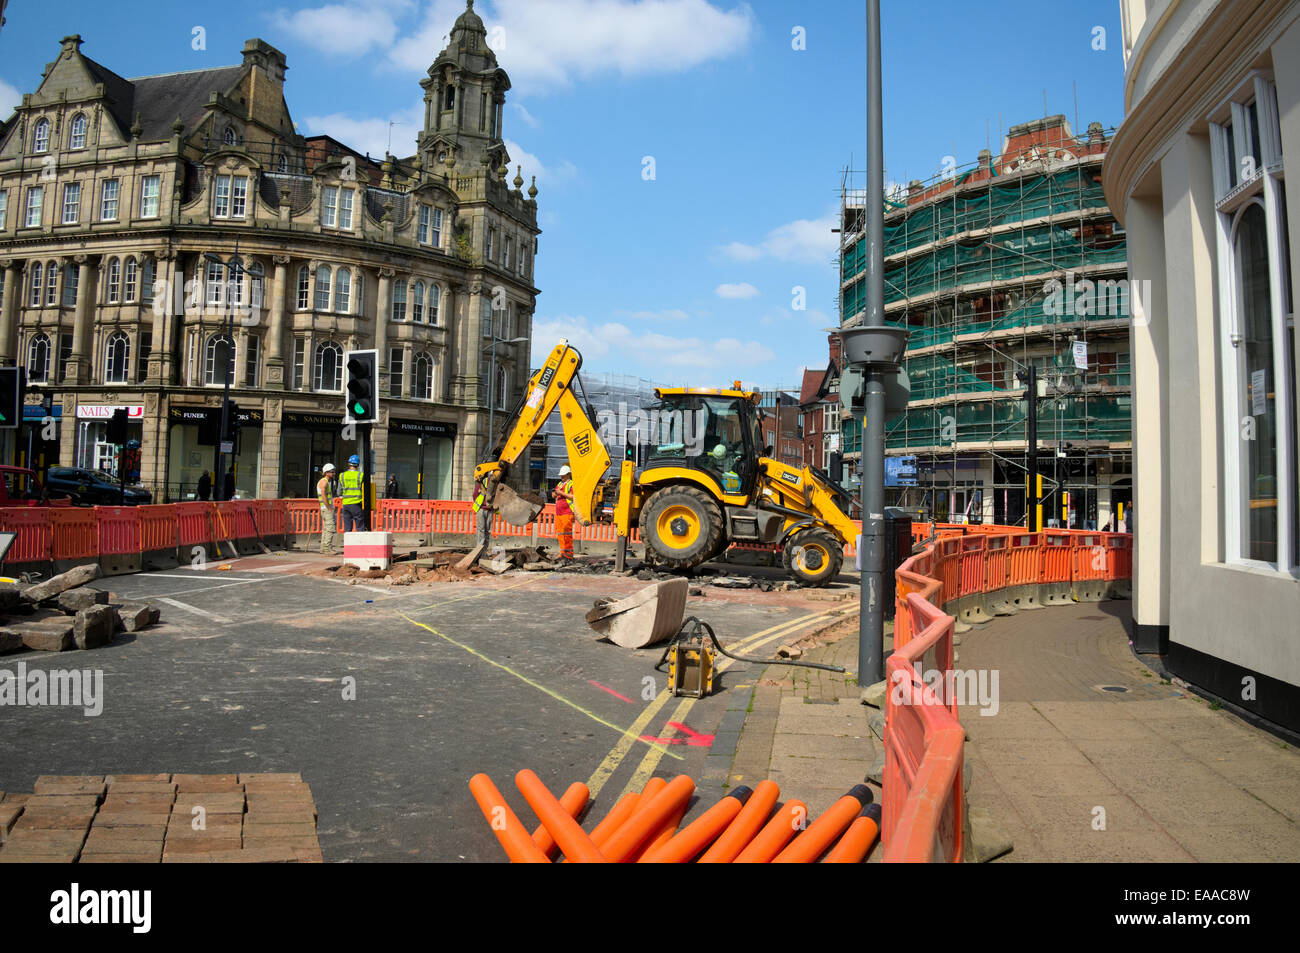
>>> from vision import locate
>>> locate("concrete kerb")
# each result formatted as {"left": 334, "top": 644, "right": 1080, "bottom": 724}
{"left": 1003, "top": 583, "right": 1045, "bottom": 611}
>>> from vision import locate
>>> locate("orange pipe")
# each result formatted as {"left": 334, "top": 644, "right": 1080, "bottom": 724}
{"left": 515, "top": 770, "right": 607, "bottom": 864}
{"left": 588, "top": 791, "right": 642, "bottom": 849}
{"left": 601, "top": 775, "right": 696, "bottom": 863}
{"left": 773, "top": 785, "right": 873, "bottom": 864}
{"left": 733, "top": 798, "right": 807, "bottom": 863}
{"left": 639, "top": 786, "right": 752, "bottom": 864}
{"left": 531, "top": 781, "right": 589, "bottom": 858}
{"left": 699, "top": 780, "right": 779, "bottom": 864}
{"left": 468, "top": 773, "right": 551, "bottom": 863}
{"left": 631, "top": 800, "right": 689, "bottom": 862}
{"left": 596, "top": 777, "right": 666, "bottom": 846}
{"left": 823, "top": 804, "right": 882, "bottom": 863}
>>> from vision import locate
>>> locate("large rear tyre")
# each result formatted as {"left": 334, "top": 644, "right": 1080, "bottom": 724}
{"left": 783, "top": 527, "right": 843, "bottom": 587}
{"left": 641, "top": 486, "right": 725, "bottom": 570}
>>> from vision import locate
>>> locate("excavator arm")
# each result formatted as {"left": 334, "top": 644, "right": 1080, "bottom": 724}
{"left": 473, "top": 339, "right": 613, "bottom": 525}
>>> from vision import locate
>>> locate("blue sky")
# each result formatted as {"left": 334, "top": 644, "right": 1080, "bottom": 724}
{"left": 0, "top": 0, "right": 1126, "bottom": 389}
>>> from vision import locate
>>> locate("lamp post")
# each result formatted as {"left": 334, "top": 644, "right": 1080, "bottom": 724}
{"left": 203, "top": 245, "right": 259, "bottom": 501}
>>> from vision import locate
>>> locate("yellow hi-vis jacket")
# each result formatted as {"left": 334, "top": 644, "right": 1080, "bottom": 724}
{"left": 340, "top": 468, "right": 364, "bottom": 505}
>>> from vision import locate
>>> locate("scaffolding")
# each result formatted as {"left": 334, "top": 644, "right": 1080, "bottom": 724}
{"left": 539, "top": 372, "right": 660, "bottom": 484}
{"left": 838, "top": 117, "right": 1133, "bottom": 528}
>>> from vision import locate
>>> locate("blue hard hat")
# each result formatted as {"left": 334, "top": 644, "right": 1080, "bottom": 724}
{"left": 348, "top": 454, "right": 361, "bottom": 466}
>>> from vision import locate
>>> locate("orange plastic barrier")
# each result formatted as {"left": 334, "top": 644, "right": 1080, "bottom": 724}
{"left": 882, "top": 593, "right": 964, "bottom": 863}
{"left": 284, "top": 500, "right": 321, "bottom": 536}
{"left": 94, "top": 506, "right": 142, "bottom": 555}
{"left": 983, "top": 533, "right": 1009, "bottom": 592}
{"left": 1104, "top": 533, "right": 1132, "bottom": 581}
{"left": 213, "top": 501, "right": 257, "bottom": 541}
{"left": 0, "top": 507, "right": 53, "bottom": 566}
{"left": 958, "top": 535, "right": 986, "bottom": 596}
{"left": 1039, "top": 530, "right": 1072, "bottom": 583}
{"left": 137, "top": 504, "right": 179, "bottom": 553}
{"left": 378, "top": 499, "right": 433, "bottom": 535}
{"left": 1007, "top": 532, "right": 1041, "bottom": 586}
{"left": 250, "top": 500, "right": 289, "bottom": 541}
{"left": 50, "top": 507, "right": 98, "bottom": 561}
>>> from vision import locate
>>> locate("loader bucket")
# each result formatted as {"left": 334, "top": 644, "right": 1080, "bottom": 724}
{"left": 494, "top": 484, "right": 544, "bottom": 527}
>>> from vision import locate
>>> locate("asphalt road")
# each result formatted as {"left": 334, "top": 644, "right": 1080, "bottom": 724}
{"left": 0, "top": 558, "right": 854, "bottom": 861}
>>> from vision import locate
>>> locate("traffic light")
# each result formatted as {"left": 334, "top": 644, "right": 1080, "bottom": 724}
{"left": 0, "top": 366, "right": 24, "bottom": 430}
{"left": 224, "top": 401, "right": 242, "bottom": 441}
{"left": 344, "top": 349, "right": 378, "bottom": 424}
{"left": 106, "top": 407, "right": 129, "bottom": 444}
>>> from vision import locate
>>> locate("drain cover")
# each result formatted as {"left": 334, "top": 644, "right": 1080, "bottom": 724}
{"left": 1100, "top": 685, "right": 1129, "bottom": 693}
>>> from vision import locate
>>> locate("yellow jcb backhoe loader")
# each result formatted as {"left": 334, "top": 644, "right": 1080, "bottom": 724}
{"left": 474, "top": 340, "right": 861, "bottom": 586}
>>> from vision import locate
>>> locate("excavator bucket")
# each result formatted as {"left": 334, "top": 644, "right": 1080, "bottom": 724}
{"left": 494, "top": 484, "right": 544, "bottom": 527}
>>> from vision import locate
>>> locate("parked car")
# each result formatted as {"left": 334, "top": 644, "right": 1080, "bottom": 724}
{"left": 0, "top": 465, "right": 71, "bottom": 506}
{"left": 45, "top": 467, "right": 152, "bottom": 506}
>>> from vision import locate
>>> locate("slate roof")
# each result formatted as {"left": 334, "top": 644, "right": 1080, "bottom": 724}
{"left": 81, "top": 55, "right": 243, "bottom": 140}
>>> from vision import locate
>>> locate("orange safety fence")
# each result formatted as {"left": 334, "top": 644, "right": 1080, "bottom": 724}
{"left": 1039, "top": 530, "right": 1073, "bottom": 584}
{"left": 1008, "top": 532, "right": 1041, "bottom": 586}
{"left": 137, "top": 504, "right": 179, "bottom": 553}
{"left": 1070, "top": 532, "right": 1108, "bottom": 583}
{"left": 94, "top": 506, "right": 142, "bottom": 556}
{"left": 0, "top": 507, "right": 53, "bottom": 565}
{"left": 212, "top": 501, "right": 258, "bottom": 541}
{"left": 983, "top": 533, "right": 1010, "bottom": 591}
{"left": 50, "top": 507, "right": 98, "bottom": 561}
{"left": 284, "top": 499, "right": 323, "bottom": 536}
{"left": 958, "top": 535, "right": 986, "bottom": 596}
{"left": 1104, "top": 532, "right": 1132, "bottom": 580}
{"left": 251, "top": 500, "right": 289, "bottom": 540}
{"left": 935, "top": 537, "right": 961, "bottom": 607}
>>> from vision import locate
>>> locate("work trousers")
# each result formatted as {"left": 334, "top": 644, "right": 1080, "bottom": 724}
{"left": 555, "top": 512, "right": 574, "bottom": 558}
{"left": 319, "top": 506, "right": 337, "bottom": 553}
{"left": 341, "top": 503, "right": 368, "bottom": 533}
{"left": 475, "top": 507, "right": 493, "bottom": 546}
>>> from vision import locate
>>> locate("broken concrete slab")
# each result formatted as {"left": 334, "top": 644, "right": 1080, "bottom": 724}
{"left": 21, "top": 627, "right": 74, "bottom": 652}
{"left": 585, "top": 578, "right": 688, "bottom": 650}
{"left": 454, "top": 544, "right": 486, "bottom": 572}
{"left": 21, "top": 564, "right": 102, "bottom": 604}
{"left": 116, "top": 604, "right": 160, "bottom": 633}
{"left": 57, "top": 587, "right": 110, "bottom": 614}
{"left": 0, "top": 584, "right": 24, "bottom": 610}
{"left": 0, "top": 630, "right": 23, "bottom": 654}
{"left": 860, "top": 679, "right": 888, "bottom": 710}
{"left": 73, "top": 605, "right": 117, "bottom": 650}
{"left": 965, "top": 805, "right": 1014, "bottom": 863}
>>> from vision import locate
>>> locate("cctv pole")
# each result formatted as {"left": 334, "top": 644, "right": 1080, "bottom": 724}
{"left": 858, "top": 0, "right": 886, "bottom": 689}
{"left": 1025, "top": 364, "right": 1040, "bottom": 531}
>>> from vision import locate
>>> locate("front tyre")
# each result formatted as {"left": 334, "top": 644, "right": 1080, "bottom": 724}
{"left": 641, "top": 486, "right": 724, "bottom": 570}
{"left": 783, "top": 527, "right": 843, "bottom": 587}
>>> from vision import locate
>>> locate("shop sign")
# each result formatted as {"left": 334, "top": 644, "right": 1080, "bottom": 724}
{"left": 76, "top": 404, "right": 144, "bottom": 420}
{"left": 390, "top": 418, "right": 458, "bottom": 439}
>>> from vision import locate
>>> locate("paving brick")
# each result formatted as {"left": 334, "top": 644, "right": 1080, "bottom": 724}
{"left": 173, "top": 793, "right": 245, "bottom": 815}
{"left": 92, "top": 812, "right": 171, "bottom": 829}
{"left": 210, "top": 846, "right": 298, "bottom": 863}
{"left": 166, "top": 821, "right": 243, "bottom": 839}
{"left": 80, "top": 851, "right": 164, "bottom": 863}
{"left": 13, "top": 810, "right": 95, "bottom": 832}
{"left": 161, "top": 852, "right": 213, "bottom": 863}
{"left": 293, "top": 847, "right": 324, "bottom": 863}
{"left": 0, "top": 793, "right": 29, "bottom": 806}
{"left": 243, "top": 835, "right": 320, "bottom": 851}
{"left": 2, "top": 828, "right": 88, "bottom": 851}
{"left": 241, "top": 780, "right": 311, "bottom": 794}
{"left": 83, "top": 837, "right": 165, "bottom": 856}
{"left": 238, "top": 773, "right": 303, "bottom": 784}
{"left": 106, "top": 780, "right": 178, "bottom": 795}
{"left": 241, "top": 822, "right": 317, "bottom": 838}
{"left": 20, "top": 795, "right": 100, "bottom": 813}
{"left": 105, "top": 774, "right": 172, "bottom": 784}
{"left": 168, "top": 812, "right": 242, "bottom": 829}
{"left": 0, "top": 849, "right": 81, "bottom": 862}
{"left": 32, "top": 777, "right": 105, "bottom": 797}
{"left": 162, "top": 836, "right": 242, "bottom": 853}
{"left": 173, "top": 774, "right": 241, "bottom": 792}
{"left": 100, "top": 793, "right": 176, "bottom": 813}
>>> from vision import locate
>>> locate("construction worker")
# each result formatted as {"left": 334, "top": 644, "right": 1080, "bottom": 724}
{"left": 317, "top": 463, "right": 338, "bottom": 554}
{"left": 340, "top": 454, "right": 368, "bottom": 533}
{"left": 473, "top": 477, "right": 494, "bottom": 547}
{"left": 553, "top": 465, "right": 575, "bottom": 560}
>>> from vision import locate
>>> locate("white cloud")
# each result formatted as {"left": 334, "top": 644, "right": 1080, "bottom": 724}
{"left": 301, "top": 101, "right": 424, "bottom": 159}
{"left": 269, "top": 1, "right": 415, "bottom": 57}
{"left": 0, "top": 78, "right": 21, "bottom": 117}
{"left": 532, "top": 316, "right": 773, "bottom": 371}
{"left": 715, "top": 282, "right": 759, "bottom": 299}
{"left": 504, "top": 138, "right": 577, "bottom": 187}
{"left": 618, "top": 309, "right": 691, "bottom": 321}
{"left": 719, "top": 213, "right": 840, "bottom": 267}
{"left": 510, "top": 102, "right": 539, "bottom": 129}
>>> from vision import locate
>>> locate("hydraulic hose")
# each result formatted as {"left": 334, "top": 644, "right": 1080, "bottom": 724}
{"left": 657, "top": 617, "right": 847, "bottom": 674}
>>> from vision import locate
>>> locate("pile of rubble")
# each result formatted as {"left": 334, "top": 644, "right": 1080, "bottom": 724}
{"left": 0, "top": 565, "right": 160, "bottom": 655}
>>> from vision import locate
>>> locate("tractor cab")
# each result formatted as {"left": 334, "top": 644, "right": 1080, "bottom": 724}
{"left": 645, "top": 386, "right": 763, "bottom": 498}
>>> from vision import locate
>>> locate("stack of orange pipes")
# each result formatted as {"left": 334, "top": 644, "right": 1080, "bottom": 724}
{"left": 468, "top": 772, "right": 882, "bottom": 863}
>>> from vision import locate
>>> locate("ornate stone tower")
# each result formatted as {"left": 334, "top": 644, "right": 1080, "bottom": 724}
{"left": 419, "top": 0, "right": 512, "bottom": 177}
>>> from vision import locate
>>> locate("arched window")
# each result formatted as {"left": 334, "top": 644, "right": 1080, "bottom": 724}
{"left": 104, "top": 331, "right": 130, "bottom": 384}
{"left": 391, "top": 280, "right": 407, "bottom": 321}
{"left": 429, "top": 284, "right": 441, "bottom": 324}
{"left": 123, "top": 259, "right": 138, "bottom": 302}
{"left": 412, "top": 281, "right": 425, "bottom": 323}
{"left": 315, "top": 341, "right": 343, "bottom": 391}
{"left": 106, "top": 258, "right": 121, "bottom": 303}
{"left": 414, "top": 352, "right": 434, "bottom": 400}
{"left": 29, "top": 262, "right": 42, "bottom": 307}
{"left": 69, "top": 114, "right": 87, "bottom": 150}
{"left": 204, "top": 333, "right": 236, "bottom": 386}
{"left": 45, "top": 260, "right": 57, "bottom": 306}
{"left": 496, "top": 364, "right": 508, "bottom": 410}
{"left": 277, "top": 153, "right": 288, "bottom": 173}
{"left": 315, "top": 265, "right": 332, "bottom": 311}
{"left": 296, "top": 265, "right": 310, "bottom": 310}
{"left": 223, "top": 126, "right": 236, "bottom": 146}
{"left": 26, "top": 333, "right": 50, "bottom": 383}
{"left": 32, "top": 119, "right": 49, "bottom": 153}
{"left": 334, "top": 268, "right": 351, "bottom": 313}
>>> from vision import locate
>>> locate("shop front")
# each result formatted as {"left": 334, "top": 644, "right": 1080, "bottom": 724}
{"left": 166, "top": 405, "right": 265, "bottom": 500}
{"left": 18, "top": 404, "right": 62, "bottom": 479}
{"left": 74, "top": 403, "right": 144, "bottom": 475}
{"left": 281, "top": 412, "right": 359, "bottom": 500}
{"left": 386, "top": 418, "right": 456, "bottom": 499}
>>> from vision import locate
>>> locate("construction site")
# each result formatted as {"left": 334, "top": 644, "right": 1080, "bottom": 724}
{"left": 838, "top": 116, "right": 1133, "bottom": 529}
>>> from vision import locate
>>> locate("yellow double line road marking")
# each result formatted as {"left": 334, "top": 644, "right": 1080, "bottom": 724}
{"left": 587, "top": 602, "right": 858, "bottom": 799}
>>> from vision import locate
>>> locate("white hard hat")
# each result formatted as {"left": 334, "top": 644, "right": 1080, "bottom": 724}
{"left": 322, "top": 463, "right": 336, "bottom": 473}
{"left": 558, "top": 465, "right": 572, "bottom": 476}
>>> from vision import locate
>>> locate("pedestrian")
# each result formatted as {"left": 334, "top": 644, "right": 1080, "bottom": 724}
{"left": 197, "top": 470, "right": 212, "bottom": 501}
{"left": 553, "top": 464, "right": 575, "bottom": 560}
{"left": 473, "top": 477, "right": 492, "bottom": 547}
{"left": 339, "top": 454, "right": 367, "bottom": 533}
{"left": 386, "top": 473, "right": 400, "bottom": 499}
{"left": 222, "top": 469, "right": 236, "bottom": 502}
{"left": 317, "top": 463, "right": 338, "bottom": 554}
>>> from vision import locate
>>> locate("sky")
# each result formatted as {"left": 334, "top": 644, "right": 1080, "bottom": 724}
{"left": 0, "top": 0, "right": 1127, "bottom": 390}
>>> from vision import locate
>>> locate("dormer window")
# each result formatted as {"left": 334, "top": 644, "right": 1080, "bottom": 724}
{"left": 322, "top": 185, "right": 354, "bottom": 229}
{"left": 69, "top": 114, "right": 87, "bottom": 150}
{"left": 32, "top": 119, "right": 50, "bottom": 154}
{"left": 224, "top": 127, "right": 237, "bottom": 147}
{"left": 213, "top": 174, "right": 248, "bottom": 219}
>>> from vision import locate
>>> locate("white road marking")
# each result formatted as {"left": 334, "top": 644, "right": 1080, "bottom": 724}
{"left": 146, "top": 574, "right": 265, "bottom": 582}
{"left": 158, "top": 597, "right": 233, "bottom": 623}
{"left": 245, "top": 563, "right": 309, "bottom": 573}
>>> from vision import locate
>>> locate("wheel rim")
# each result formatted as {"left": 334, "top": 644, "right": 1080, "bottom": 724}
{"left": 656, "top": 504, "right": 701, "bottom": 550}
{"left": 795, "top": 541, "right": 832, "bottom": 575}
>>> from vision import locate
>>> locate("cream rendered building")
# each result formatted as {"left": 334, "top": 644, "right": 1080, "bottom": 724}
{"left": 1106, "top": 0, "right": 1300, "bottom": 732}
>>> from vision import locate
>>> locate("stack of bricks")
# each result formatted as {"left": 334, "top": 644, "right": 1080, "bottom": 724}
{"left": 0, "top": 773, "right": 321, "bottom": 863}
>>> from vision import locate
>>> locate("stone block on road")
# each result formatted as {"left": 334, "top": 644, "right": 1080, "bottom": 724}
{"left": 21, "top": 564, "right": 102, "bottom": 604}
{"left": 57, "top": 587, "right": 109, "bottom": 614}
{"left": 73, "top": 605, "right": 118, "bottom": 649}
